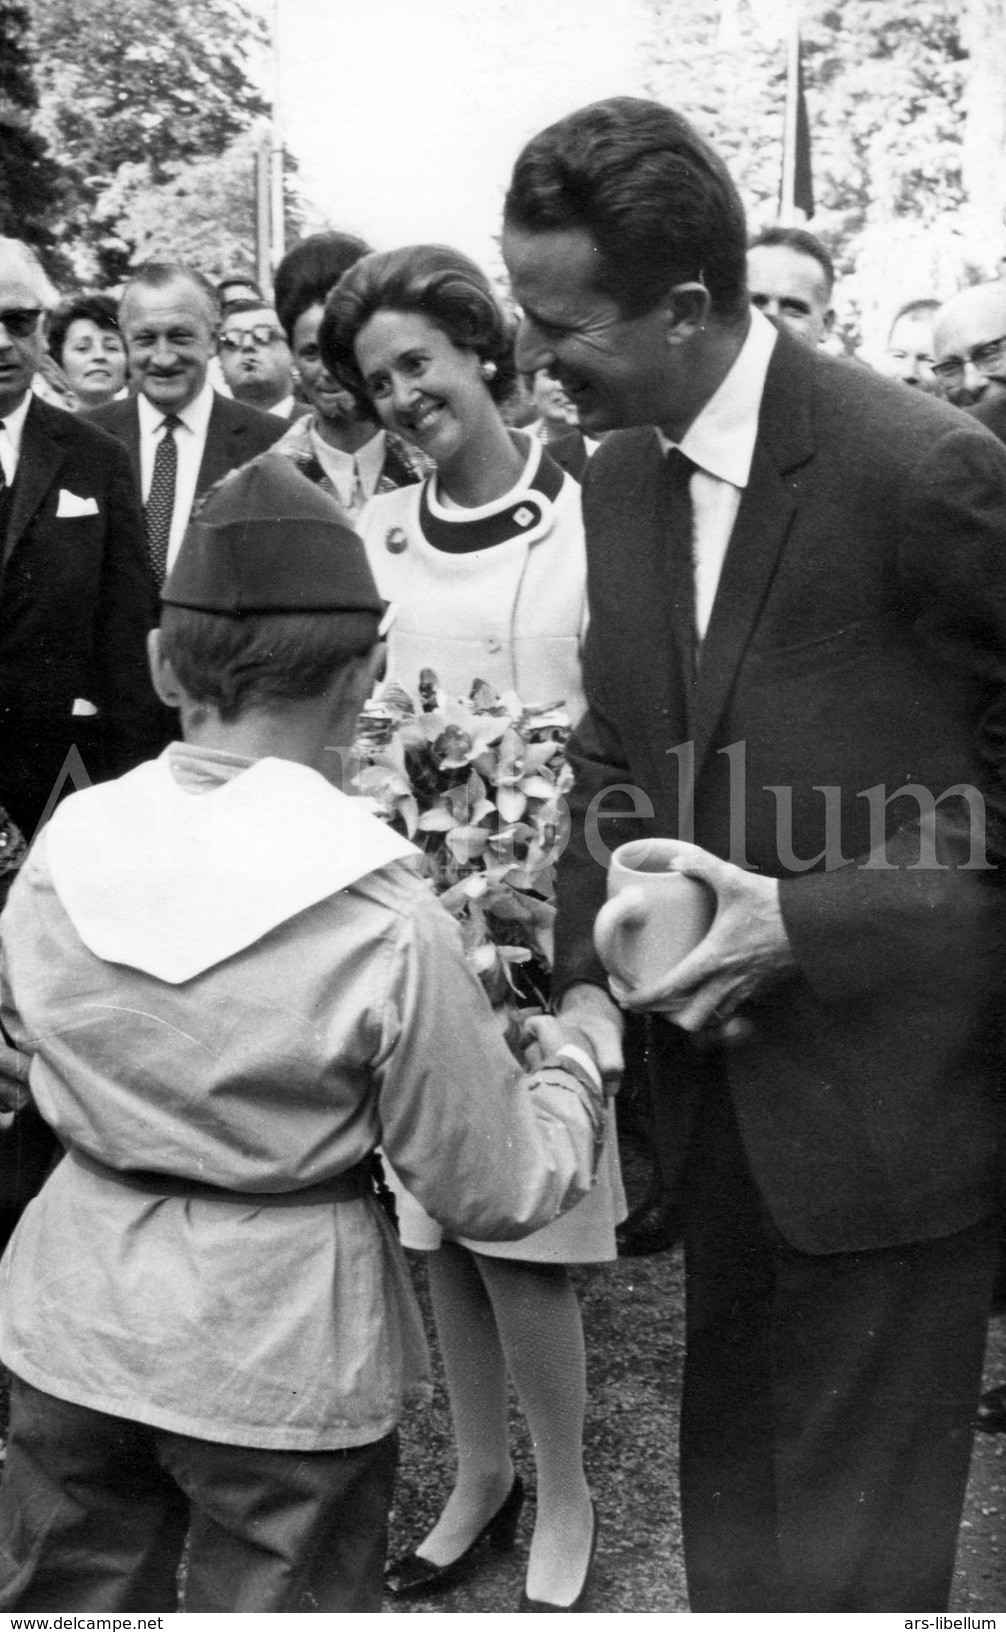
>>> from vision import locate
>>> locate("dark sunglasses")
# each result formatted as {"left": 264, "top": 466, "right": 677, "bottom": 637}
{"left": 0, "top": 308, "right": 42, "bottom": 339}
{"left": 219, "top": 325, "right": 284, "bottom": 352}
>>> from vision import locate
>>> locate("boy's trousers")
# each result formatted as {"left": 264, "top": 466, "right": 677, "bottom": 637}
{"left": 0, "top": 1376, "right": 398, "bottom": 1611}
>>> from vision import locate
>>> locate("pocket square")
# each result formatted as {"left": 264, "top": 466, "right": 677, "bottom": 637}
{"left": 56, "top": 489, "right": 99, "bottom": 519}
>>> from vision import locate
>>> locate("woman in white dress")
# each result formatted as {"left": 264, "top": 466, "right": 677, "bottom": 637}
{"left": 321, "top": 245, "right": 625, "bottom": 1611}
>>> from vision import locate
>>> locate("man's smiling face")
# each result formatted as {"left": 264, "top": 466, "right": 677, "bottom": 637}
{"left": 503, "top": 225, "right": 676, "bottom": 433}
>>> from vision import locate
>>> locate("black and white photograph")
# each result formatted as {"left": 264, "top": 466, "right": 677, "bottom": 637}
{"left": 1, "top": 0, "right": 1006, "bottom": 1615}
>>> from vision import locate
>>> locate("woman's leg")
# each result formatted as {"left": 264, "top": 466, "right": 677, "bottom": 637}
{"left": 474, "top": 1254, "right": 594, "bottom": 1605}
{"left": 414, "top": 1240, "right": 516, "bottom": 1564}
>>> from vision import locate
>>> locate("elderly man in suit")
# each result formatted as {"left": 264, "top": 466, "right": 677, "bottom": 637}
{"left": 89, "top": 264, "right": 286, "bottom": 588}
{"left": 502, "top": 98, "right": 1006, "bottom": 1613}
{"left": 0, "top": 239, "right": 155, "bottom": 838}
{"left": 0, "top": 237, "right": 158, "bottom": 1251}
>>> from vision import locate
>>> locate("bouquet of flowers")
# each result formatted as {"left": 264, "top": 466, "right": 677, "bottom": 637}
{"left": 355, "top": 672, "right": 573, "bottom": 1011}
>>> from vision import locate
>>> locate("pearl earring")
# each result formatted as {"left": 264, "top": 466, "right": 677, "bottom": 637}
{"left": 480, "top": 360, "right": 498, "bottom": 381}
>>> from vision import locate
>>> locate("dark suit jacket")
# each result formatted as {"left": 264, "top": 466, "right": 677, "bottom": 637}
{"left": 555, "top": 327, "right": 1006, "bottom": 1255}
{"left": 969, "top": 392, "right": 1006, "bottom": 445}
{"left": 87, "top": 391, "right": 287, "bottom": 520}
{"left": 0, "top": 395, "right": 159, "bottom": 835}
{"left": 542, "top": 429, "right": 591, "bottom": 483}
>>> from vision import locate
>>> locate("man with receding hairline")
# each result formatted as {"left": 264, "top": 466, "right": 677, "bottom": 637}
{"left": 88, "top": 263, "right": 285, "bottom": 587}
{"left": 503, "top": 95, "right": 1006, "bottom": 1612}
{"left": 747, "top": 224, "right": 835, "bottom": 345}
{"left": 932, "top": 281, "right": 1006, "bottom": 417}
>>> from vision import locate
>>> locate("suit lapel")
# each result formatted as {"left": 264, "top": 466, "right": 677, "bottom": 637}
{"left": 691, "top": 330, "right": 816, "bottom": 779}
{"left": 119, "top": 401, "right": 142, "bottom": 495}
{"left": 2, "top": 397, "right": 68, "bottom": 577}
{"left": 195, "top": 396, "right": 241, "bottom": 496}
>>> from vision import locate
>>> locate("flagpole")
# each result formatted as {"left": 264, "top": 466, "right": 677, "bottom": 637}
{"left": 780, "top": 7, "right": 800, "bottom": 223}
{"left": 270, "top": 0, "right": 285, "bottom": 275}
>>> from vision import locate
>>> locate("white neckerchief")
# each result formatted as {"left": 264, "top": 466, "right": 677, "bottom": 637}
{"left": 44, "top": 751, "right": 419, "bottom": 984}
{"left": 657, "top": 307, "right": 777, "bottom": 639}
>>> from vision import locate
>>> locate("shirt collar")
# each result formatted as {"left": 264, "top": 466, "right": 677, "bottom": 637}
{"left": 0, "top": 389, "right": 34, "bottom": 460}
{"left": 309, "top": 424, "right": 387, "bottom": 500}
{"left": 354, "top": 428, "right": 387, "bottom": 495}
{"left": 659, "top": 306, "right": 777, "bottom": 489}
{"left": 138, "top": 376, "right": 216, "bottom": 438}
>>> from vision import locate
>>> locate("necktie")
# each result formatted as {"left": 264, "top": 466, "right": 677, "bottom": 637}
{"left": 664, "top": 447, "right": 698, "bottom": 692}
{"left": 349, "top": 459, "right": 367, "bottom": 518}
{"left": 145, "top": 414, "right": 182, "bottom": 585}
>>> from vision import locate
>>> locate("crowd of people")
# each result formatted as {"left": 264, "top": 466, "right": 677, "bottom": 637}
{"left": 0, "top": 91, "right": 1004, "bottom": 1615}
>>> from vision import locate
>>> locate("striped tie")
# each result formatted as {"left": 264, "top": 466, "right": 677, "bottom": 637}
{"left": 144, "top": 414, "right": 182, "bottom": 585}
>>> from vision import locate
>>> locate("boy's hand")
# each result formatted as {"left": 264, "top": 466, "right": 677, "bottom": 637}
{"left": 519, "top": 1013, "right": 569, "bottom": 1069}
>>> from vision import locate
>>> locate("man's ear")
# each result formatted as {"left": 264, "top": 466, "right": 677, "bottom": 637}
{"left": 147, "top": 629, "right": 185, "bottom": 709}
{"left": 663, "top": 281, "right": 713, "bottom": 344}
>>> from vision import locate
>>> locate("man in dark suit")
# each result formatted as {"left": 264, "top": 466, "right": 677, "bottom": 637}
{"left": 0, "top": 236, "right": 159, "bottom": 1250}
{"left": 503, "top": 99, "right": 1006, "bottom": 1611}
{"left": 89, "top": 263, "right": 286, "bottom": 588}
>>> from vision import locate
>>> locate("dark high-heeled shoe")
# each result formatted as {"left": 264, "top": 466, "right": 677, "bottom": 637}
{"left": 519, "top": 1505, "right": 597, "bottom": 1612}
{"left": 384, "top": 1475, "right": 525, "bottom": 1599}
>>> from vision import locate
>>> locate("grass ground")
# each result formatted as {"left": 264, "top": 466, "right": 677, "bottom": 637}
{"left": 1, "top": 1138, "right": 1004, "bottom": 1613}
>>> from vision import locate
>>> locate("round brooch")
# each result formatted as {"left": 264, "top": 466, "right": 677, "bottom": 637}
{"left": 385, "top": 526, "right": 408, "bottom": 554}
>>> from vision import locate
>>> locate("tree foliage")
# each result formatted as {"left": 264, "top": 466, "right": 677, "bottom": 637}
{"left": 0, "top": 3, "right": 64, "bottom": 262}
{"left": 27, "top": 0, "right": 269, "bottom": 281}
{"left": 643, "top": 0, "right": 1006, "bottom": 345}
{"left": 102, "top": 130, "right": 304, "bottom": 283}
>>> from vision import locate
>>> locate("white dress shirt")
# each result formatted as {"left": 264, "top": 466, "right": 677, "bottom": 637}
{"left": 0, "top": 391, "right": 34, "bottom": 487}
{"left": 658, "top": 306, "right": 777, "bottom": 641}
{"left": 138, "top": 379, "right": 216, "bottom": 572}
{"left": 309, "top": 425, "right": 388, "bottom": 519}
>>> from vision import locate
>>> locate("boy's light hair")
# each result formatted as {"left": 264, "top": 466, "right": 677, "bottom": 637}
{"left": 159, "top": 606, "right": 381, "bottom": 722}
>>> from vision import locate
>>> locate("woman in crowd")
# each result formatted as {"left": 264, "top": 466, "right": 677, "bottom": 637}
{"left": 321, "top": 245, "right": 624, "bottom": 1613}
{"left": 47, "top": 293, "right": 127, "bottom": 410}
{"left": 270, "top": 232, "right": 428, "bottom": 520}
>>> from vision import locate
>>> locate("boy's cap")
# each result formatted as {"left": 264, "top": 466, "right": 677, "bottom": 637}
{"left": 161, "top": 454, "right": 384, "bottom": 617}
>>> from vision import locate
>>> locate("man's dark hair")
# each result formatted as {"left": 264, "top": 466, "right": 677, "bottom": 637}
{"left": 748, "top": 225, "right": 835, "bottom": 298}
{"left": 320, "top": 244, "right": 517, "bottom": 408}
{"left": 121, "top": 263, "right": 221, "bottom": 325}
{"left": 503, "top": 96, "right": 749, "bottom": 322}
{"left": 887, "top": 297, "right": 940, "bottom": 339}
{"left": 47, "top": 292, "right": 120, "bottom": 366}
{"left": 217, "top": 273, "right": 263, "bottom": 301}
{"left": 273, "top": 232, "right": 372, "bottom": 342}
{"left": 159, "top": 606, "right": 379, "bottom": 722}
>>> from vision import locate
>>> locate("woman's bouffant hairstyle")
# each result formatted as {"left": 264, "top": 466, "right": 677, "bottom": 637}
{"left": 47, "top": 293, "right": 121, "bottom": 367}
{"left": 273, "top": 231, "right": 372, "bottom": 342}
{"left": 319, "top": 245, "right": 517, "bottom": 408}
{"left": 159, "top": 606, "right": 380, "bottom": 723}
{"left": 504, "top": 96, "right": 749, "bottom": 324}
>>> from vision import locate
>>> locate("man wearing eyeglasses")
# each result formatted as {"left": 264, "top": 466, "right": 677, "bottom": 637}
{"left": 217, "top": 300, "right": 307, "bottom": 420}
{"left": 932, "top": 282, "right": 1006, "bottom": 440}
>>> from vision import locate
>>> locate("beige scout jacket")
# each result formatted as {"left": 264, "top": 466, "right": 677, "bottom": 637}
{"left": 0, "top": 748, "right": 602, "bottom": 1450}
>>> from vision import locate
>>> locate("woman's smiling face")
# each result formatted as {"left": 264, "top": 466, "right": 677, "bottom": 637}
{"left": 292, "top": 302, "right": 360, "bottom": 429}
{"left": 353, "top": 308, "right": 493, "bottom": 471}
